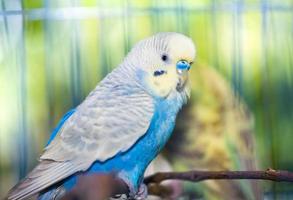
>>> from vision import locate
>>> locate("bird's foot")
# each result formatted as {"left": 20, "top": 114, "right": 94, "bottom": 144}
{"left": 133, "top": 183, "right": 148, "bottom": 200}
{"left": 126, "top": 182, "right": 148, "bottom": 200}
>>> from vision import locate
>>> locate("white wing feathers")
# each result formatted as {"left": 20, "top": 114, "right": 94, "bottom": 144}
{"left": 42, "top": 82, "right": 155, "bottom": 162}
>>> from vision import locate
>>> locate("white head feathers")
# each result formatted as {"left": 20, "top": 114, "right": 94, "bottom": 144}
{"left": 121, "top": 32, "right": 196, "bottom": 98}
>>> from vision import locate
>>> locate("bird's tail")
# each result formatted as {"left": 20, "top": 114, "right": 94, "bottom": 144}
{"left": 6, "top": 160, "right": 78, "bottom": 200}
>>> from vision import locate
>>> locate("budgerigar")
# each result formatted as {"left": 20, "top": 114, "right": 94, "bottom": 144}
{"left": 7, "top": 32, "right": 196, "bottom": 200}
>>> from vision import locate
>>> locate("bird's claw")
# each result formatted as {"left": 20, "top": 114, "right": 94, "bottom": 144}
{"left": 133, "top": 183, "right": 148, "bottom": 200}
{"left": 120, "top": 177, "right": 148, "bottom": 199}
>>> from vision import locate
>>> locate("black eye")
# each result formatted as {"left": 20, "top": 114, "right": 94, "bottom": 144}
{"left": 161, "top": 54, "right": 168, "bottom": 62}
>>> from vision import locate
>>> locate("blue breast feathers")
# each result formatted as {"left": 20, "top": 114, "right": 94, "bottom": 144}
{"left": 85, "top": 92, "right": 185, "bottom": 190}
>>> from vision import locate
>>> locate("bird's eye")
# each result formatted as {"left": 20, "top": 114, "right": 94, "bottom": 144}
{"left": 161, "top": 54, "right": 168, "bottom": 62}
{"left": 190, "top": 61, "right": 194, "bottom": 65}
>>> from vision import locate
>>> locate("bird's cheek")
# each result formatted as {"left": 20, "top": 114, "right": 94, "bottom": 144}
{"left": 146, "top": 73, "right": 177, "bottom": 98}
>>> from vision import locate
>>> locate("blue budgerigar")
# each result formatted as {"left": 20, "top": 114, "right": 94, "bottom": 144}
{"left": 7, "top": 32, "right": 196, "bottom": 200}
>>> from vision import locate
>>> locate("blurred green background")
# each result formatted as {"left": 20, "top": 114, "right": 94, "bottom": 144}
{"left": 0, "top": 0, "right": 292, "bottom": 199}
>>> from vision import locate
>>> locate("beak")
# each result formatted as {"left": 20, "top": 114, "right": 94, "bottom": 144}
{"left": 176, "top": 60, "right": 190, "bottom": 91}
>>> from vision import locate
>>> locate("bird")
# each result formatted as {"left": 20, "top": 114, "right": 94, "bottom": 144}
{"left": 7, "top": 32, "right": 196, "bottom": 200}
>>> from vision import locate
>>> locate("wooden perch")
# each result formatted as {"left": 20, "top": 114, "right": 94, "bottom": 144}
{"left": 62, "top": 168, "right": 293, "bottom": 200}
{"left": 144, "top": 168, "right": 293, "bottom": 184}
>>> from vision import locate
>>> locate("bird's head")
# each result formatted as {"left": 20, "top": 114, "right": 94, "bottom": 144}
{"left": 123, "top": 32, "right": 196, "bottom": 98}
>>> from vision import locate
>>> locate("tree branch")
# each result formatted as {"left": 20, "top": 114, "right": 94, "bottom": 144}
{"left": 62, "top": 168, "right": 293, "bottom": 200}
{"left": 144, "top": 168, "right": 293, "bottom": 185}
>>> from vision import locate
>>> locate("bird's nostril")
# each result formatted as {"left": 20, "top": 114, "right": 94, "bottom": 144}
{"left": 176, "top": 60, "right": 190, "bottom": 70}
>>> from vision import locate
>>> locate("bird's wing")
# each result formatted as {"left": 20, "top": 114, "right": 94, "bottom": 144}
{"left": 42, "top": 82, "right": 155, "bottom": 162}
{"left": 8, "top": 79, "right": 155, "bottom": 200}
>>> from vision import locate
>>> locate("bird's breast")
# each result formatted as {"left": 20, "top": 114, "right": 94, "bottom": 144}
{"left": 85, "top": 94, "right": 186, "bottom": 191}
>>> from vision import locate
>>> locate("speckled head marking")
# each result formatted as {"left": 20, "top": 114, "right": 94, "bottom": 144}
{"left": 122, "top": 32, "right": 196, "bottom": 98}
